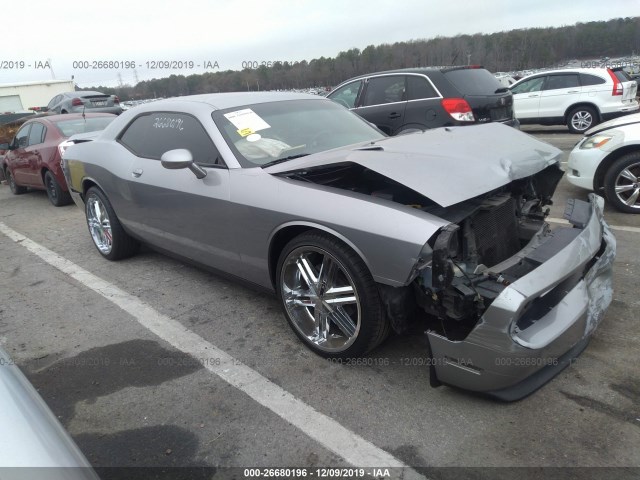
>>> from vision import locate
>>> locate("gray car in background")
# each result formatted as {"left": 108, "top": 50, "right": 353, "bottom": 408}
{"left": 62, "top": 92, "right": 615, "bottom": 400}
{"left": 47, "top": 91, "right": 122, "bottom": 115}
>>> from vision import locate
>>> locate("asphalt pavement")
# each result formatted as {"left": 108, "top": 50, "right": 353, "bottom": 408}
{"left": 0, "top": 128, "right": 638, "bottom": 479}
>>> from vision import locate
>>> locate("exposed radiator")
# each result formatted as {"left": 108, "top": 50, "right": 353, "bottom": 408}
{"left": 471, "top": 195, "right": 520, "bottom": 267}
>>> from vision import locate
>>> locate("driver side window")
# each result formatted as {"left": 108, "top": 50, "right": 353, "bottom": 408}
{"left": 119, "top": 112, "right": 225, "bottom": 167}
{"left": 511, "top": 76, "right": 545, "bottom": 94}
{"left": 328, "top": 81, "right": 362, "bottom": 109}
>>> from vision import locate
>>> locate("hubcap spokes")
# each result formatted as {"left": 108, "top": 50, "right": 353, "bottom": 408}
{"left": 614, "top": 163, "right": 640, "bottom": 208}
{"left": 572, "top": 111, "right": 592, "bottom": 131}
{"left": 282, "top": 247, "right": 360, "bottom": 352}
{"left": 87, "top": 197, "right": 113, "bottom": 253}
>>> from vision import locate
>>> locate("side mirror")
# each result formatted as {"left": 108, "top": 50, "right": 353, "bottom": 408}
{"left": 160, "top": 149, "right": 207, "bottom": 179}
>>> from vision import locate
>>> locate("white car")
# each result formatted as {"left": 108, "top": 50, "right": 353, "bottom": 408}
{"left": 510, "top": 68, "right": 638, "bottom": 133}
{"left": 567, "top": 112, "right": 640, "bottom": 213}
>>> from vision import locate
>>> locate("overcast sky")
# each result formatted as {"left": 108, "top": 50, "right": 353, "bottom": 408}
{"left": 2, "top": 0, "right": 636, "bottom": 87}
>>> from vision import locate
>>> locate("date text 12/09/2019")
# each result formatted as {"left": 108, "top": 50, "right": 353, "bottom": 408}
{"left": 70, "top": 60, "right": 220, "bottom": 70}
{"left": 243, "top": 468, "right": 392, "bottom": 478}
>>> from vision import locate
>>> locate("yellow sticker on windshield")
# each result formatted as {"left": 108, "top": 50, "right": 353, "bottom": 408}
{"left": 238, "top": 128, "right": 254, "bottom": 137}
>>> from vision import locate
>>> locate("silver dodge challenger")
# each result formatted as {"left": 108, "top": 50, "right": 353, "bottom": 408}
{"left": 62, "top": 92, "right": 616, "bottom": 400}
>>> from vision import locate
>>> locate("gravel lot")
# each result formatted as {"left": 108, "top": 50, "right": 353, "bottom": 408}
{"left": 0, "top": 128, "right": 638, "bottom": 479}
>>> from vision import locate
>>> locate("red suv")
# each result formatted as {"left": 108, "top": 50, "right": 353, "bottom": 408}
{"left": 1, "top": 113, "right": 115, "bottom": 206}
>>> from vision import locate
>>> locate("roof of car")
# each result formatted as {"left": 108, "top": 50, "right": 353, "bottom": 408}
{"left": 330, "top": 66, "right": 487, "bottom": 86}
{"left": 138, "top": 92, "right": 323, "bottom": 111}
{"left": 25, "top": 112, "right": 116, "bottom": 124}
{"left": 517, "top": 68, "right": 613, "bottom": 78}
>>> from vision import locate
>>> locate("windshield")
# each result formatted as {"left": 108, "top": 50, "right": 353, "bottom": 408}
{"left": 211, "top": 99, "right": 385, "bottom": 167}
{"left": 54, "top": 116, "right": 116, "bottom": 137}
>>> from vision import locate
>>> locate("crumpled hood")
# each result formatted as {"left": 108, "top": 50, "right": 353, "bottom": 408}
{"left": 265, "top": 123, "right": 562, "bottom": 207}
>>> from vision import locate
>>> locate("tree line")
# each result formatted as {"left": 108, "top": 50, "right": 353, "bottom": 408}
{"left": 87, "top": 17, "right": 639, "bottom": 100}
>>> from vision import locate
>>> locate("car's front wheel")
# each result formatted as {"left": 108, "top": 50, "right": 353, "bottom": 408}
{"left": 567, "top": 106, "right": 597, "bottom": 133}
{"left": 276, "top": 231, "right": 389, "bottom": 358}
{"left": 85, "top": 186, "right": 139, "bottom": 259}
{"left": 6, "top": 169, "right": 26, "bottom": 195}
{"left": 44, "top": 171, "right": 72, "bottom": 206}
{"left": 604, "top": 152, "right": 640, "bottom": 213}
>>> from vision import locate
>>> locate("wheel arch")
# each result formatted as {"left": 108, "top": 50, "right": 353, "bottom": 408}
{"left": 564, "top": 102, "right": 601, "bottom": 123}
{"left": 267, "top": 221, "right": 373, "bottom": 290}
{"left": 593, "top": 146, "right": 640, "bottom": 191}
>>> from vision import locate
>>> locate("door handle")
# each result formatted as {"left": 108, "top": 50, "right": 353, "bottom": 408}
{"left": 567, "top": 90, "right": 580, "bottom": 93}
{"left": 528, "top": 94, "right": 539, "bottom": 97}
{"left": 132, "top": 168, "right": 143, "bottom": 178}
{"left": 388, "top": 113, "right": 401, "bottom": 119}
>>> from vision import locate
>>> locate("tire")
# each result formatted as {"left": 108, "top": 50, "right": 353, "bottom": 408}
{"left": 567, "top": 106, "right": 597, "bottom": 134}
{"left": 85, "top": 186, "right": 139, "bottom": 260}
{"left": 44, "top": 171, "right": 72, "bottom": 206}
{"left": 603, "top": 152, "right": 640, "bottom": 213}
{"left": 276, "top": 231, "right": 390, "bottom": 358}
{"left": 6, "top": 169, "right": 26, "bottom": 195}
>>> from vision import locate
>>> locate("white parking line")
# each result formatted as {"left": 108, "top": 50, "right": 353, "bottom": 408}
{"left": 548, "top": 217, "right": 640, "bottom": 233}
{"left": 0, "top": 222, "right": 425, "bottom": 478}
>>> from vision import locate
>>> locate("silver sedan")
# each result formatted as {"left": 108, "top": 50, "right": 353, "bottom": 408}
{"left": 62, "top": 92, "right": 615, "bottom": 400}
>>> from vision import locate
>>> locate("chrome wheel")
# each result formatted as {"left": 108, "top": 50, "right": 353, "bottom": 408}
{"left": 613, "top": 162, "right": 640, "bottom": 209}
{"left": 570, "top": 110, "right": 594, "bottom": 132}
{"left": 280, "top": 246, "right": 361, "bottom": 353}
{"left": 86, "top": 195, "right": 113, "bottom": 254}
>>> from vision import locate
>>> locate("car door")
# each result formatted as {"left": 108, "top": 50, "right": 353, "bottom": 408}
{"left": 404, "top": 74, "right": 442, "bottom": 129}
{"left": 510, "top": 75, "right": 545, "bottom": 120}
{"left": 23, "top": 122, "right": 47, "bottom": 187}
{"left": 538, "top": 73, "right": 581, "bottom": 120}
{"left": 8, "top": 124, "right": 32, "bottom": 184}
{"left": 353, "top": 75, "right": 407, "bottom": 135}
{"left": 118, "top": 111, "right": 241, "bottom": 273}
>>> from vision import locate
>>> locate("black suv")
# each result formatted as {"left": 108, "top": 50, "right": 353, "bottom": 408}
{"left": 327, "top": 67, "right": 518, "bottom": 135}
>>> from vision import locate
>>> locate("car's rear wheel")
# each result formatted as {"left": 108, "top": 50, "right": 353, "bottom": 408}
{"left": 567, "top": 106, "right": 597, "bottom": 133}
{"left": 604, "top": 152, "right": 640, "bottom": 213}
{"left": 44, "top": 171, "right": 72, "bottom": 207}
{"left": 276, "top": 231, "right": 389, "bottom": 358}
{"left": 6, "top": 169, "right": 26, "bottom": 195}
{"left": 85, "top": 186, "right": 139, "bottom": 259}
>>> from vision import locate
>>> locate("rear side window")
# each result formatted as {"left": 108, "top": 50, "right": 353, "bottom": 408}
{"left": 362, "top": 75, "right": 406, "bottom": 106}
{"left": 580, "top": 73, "right": 606, "bottom": 86}
{"left": 406, "top": 76, "right": 438, "bottom": 100}
{"left": 443, "top": 68, "right": 502, "bottom": 95}
{"left": 28, "top": 122, "right": 46, "bottom": 146}
{"left": 119, "top": 112, "right": 221, "bottom": 166}
{"left": 545, "top": 74, "right": 579, "bottom": 90}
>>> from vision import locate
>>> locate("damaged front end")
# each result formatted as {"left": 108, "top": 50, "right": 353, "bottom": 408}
{"left": 414, "top": 163, "right": 564, "bottom": 340}
{"left": 411, "top": 168, "right": 615, "bottom": 399}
